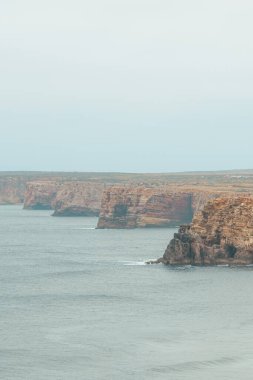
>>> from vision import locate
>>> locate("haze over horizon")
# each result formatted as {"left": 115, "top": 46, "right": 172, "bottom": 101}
{"left": 1, "top": 0, "right": 253, "bottom": 172}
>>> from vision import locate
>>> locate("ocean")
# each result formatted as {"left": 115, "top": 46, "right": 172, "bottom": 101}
{"left": 0, "top": 205, "right": 253, "bottom": 379}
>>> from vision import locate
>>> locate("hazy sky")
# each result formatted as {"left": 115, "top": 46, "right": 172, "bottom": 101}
{"left": 1, "top": 0, "right": 253, "bottom": 172}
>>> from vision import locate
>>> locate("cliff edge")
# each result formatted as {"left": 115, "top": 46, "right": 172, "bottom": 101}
{"left": 24, "top": 181, "right": 59, "bottom": 209}
{"left": 161, "top": 196, "right": 253, "bottom": 265}
{"left": 52, "top": 182, "right": 104, "bottom": 216}
{"left": 97, "top": 186, "right": 193, "bottom": 228}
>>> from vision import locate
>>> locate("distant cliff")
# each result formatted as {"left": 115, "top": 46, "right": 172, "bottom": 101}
{"left": 161, "top": 196, "right": 253, "bottom": 265}
{"left": 23, "top": 180, "right": 105, "bottom": 216}
{"left": 52, "top": 182, "right": 105, "bottom": 216}
{"left": 0, "top": 176, "right": 26, "bottom": 204}
{"left": 24, "top": 181, "right": 59, "bottom": 209}
{"left": 2, "top": 171, "right": 253, "bottom": 228}
{"left": 97, "top": 186, "right": 194, "bottom": 228}
{"left": 96, "top": 185, "right": 234, "bottom": 229}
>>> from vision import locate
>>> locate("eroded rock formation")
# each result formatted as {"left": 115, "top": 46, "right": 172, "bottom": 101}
{"left": 52, "top": 182, "right": 105, "bottom": 216}
{"left": 97, "top": 185, "right": 237, "bottom": 229}
{"left": 161, "top": 196, "right": 253, "bottom": 265}
{"left": 2, "top": 171, "right": 253, "bottom": 229}
{"left": 24, "top": 180, "right": 105, "bottom": 216}
{"left": 24, "top": 181, "right": 59, "bottom": 209}
{"left": 97, "top": 186, "right": 194, "bottom": 228}
{"left": 0, "top": 177, "right": 26, "bottom": 204}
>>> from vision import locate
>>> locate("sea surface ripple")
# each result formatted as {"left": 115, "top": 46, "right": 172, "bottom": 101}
{"left": 1, "top": 205, "right": 253, "bottom": 379}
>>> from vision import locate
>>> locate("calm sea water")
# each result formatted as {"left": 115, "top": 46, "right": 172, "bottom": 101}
{"left": 1, "top": 205, "right": 253, "bottom": 379}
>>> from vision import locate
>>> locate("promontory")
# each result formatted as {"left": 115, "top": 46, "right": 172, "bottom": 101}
{"left": 160, "top": 196, "right": 253, "bottom": 265}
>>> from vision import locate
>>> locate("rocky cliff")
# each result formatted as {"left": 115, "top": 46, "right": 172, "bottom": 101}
{"left": 161, "top": 196, "right": 253, "bottom": 265}
{"left": 0, "top": 176, "right": 26, "bottom": 204}
{"left": 52, "top": 182, "right": 105, "bottom": 216}
{"left": 23, "top": 179, "right": 241, "bottom": 225}
{"left": 23, "top": 180, "right": 105, "bottom": 216}
{"left": 97, "top": 186, "right": 194, "bottom": 228}
{"left": 96, "top": 185, "right": 235, "bottom": 229}
{"left": 191, "top": 191, "right": 228, "bottom": 214}
{"left": 24, "top": 181, "right": 59, "bottom": 209}
{"left": 2, "top": 171, "right": 253, "bottom": 229}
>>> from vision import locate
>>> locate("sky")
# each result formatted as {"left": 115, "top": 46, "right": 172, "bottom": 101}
{"left": 0, "top": 0, "right": 253, "bottom": 172}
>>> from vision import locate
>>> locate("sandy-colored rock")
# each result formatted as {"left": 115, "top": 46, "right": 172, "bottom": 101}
{"left": 23, "top": 180, "right": 105, "bottom": 215}
{"left": 24, "top": 181, "right": 59, "bottom": 209}
{"left": 191, "top": 191, "right": 228, "bottom": 214}
{"left": 2, "top": 171, "right": 253, "bottom": 227}
{"left": 97, "top": 185, "right": 238, "bottom": 229}
{"left": 97, "top": 186, "right": 193, "bottom": 228}
{"left": 0, "top": 177, "right": 26, "bottom": 204}
{"left": 52, "top": 182, "right": 105, "bottom": 216}
{"left": 162, "top": 196, "right": 253, "bottom": 265}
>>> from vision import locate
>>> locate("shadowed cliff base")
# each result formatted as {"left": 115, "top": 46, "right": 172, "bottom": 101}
{"left": 159, "top": 196, "right": 253, "bottom": 265}
{"left": 52, "top": 208, "right": 100, "bottom": 217}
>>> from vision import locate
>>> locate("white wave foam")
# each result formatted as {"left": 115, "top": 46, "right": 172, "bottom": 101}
{"left": 73, "top": 227, "right": 96, "bottom": 230}
{"left": 122, "top": 261, "right": 147, "bottom": 266}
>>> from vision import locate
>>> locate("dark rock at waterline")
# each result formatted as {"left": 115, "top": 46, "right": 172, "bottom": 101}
{"left": 161, "top": 196, "right": 253, "bottom": 266}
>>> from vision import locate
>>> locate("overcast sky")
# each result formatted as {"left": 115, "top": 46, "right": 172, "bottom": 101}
{"left": 1, "top": 0, "right": 253, "bottom": 172}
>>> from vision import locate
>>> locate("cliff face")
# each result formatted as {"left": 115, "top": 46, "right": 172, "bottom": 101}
{"left": 24, "top": 181, "right": 59, "bottom": 209}
{"left": 97, "top": 186, "right": 236, "bottom": 229}
{"left": 97, "top": 186, "right": 193, "bottom": 228}
{"left": 23, "top": 180, "right": 105, "bottom": 216}
{"left": 3, "top": 171, "right": 253, "bottom": 230}
{"left": 0, "top": 177, "right": 27, "bottom": 204}
{"left": 162, "top": 196, "right": 253, "bottom": 265}
{"left": 191, "top": 191, "right": 228, "bottom": 214}
{"left": 52, "top": 182, "right": 105, "bottom": 216}
{"left": 22, "top": 179, "right": 239, "bottom": 225}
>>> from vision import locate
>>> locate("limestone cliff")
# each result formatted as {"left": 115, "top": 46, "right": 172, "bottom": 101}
{"left": 161, "top": 196, "right": 253, "bottom": 265}
{"left": 191, "top": 191, "right": 227, "bottom": 214}
{"left": 97, "top": 186, "right": 193, "bottom": 228}
{"left": 24, "top": 181, "right": 59, "bottom": 209}
{"left": 52, "top": 182, "right": 105, "bottom": 216}
{"left": 0, "top": 177, "right": 27, "bottom": 204}
{"left": 3, "top": 171, "right": 253, "bottom": 228}
{"left": 23, "top": 180, "right": 105, "bottom": 216}
{"left": 97, "top": 185, "right": 237, "bottom": 229}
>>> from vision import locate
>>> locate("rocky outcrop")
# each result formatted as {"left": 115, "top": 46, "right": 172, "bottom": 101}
{"left": 97, "top": 186, "right": 194, "bottom": 228}
{"left": 2, "top": 171, "right": 253, "bottom": 229}
{"left": 25, "top": 180, "right": 220, "bottom": 222}
{"left": 97, "top": 185, "right": 237, "bottom": 229}
{"left": 161, "top": 196, "right": 253, "bottom": 265}
{"left": 24, "top": 181, "right": 59, "bottom": 209}
{"left": 0, "top": 176, "right": 26, "bottom": 204}
{"left": 52, "top": 182, "right": 105, "bottom": 216}
{"left": 191, "top": 191, "right": 228, "bottom": 214}
{"left": 23, "top": 180, "right": 105, "bottom": 215}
